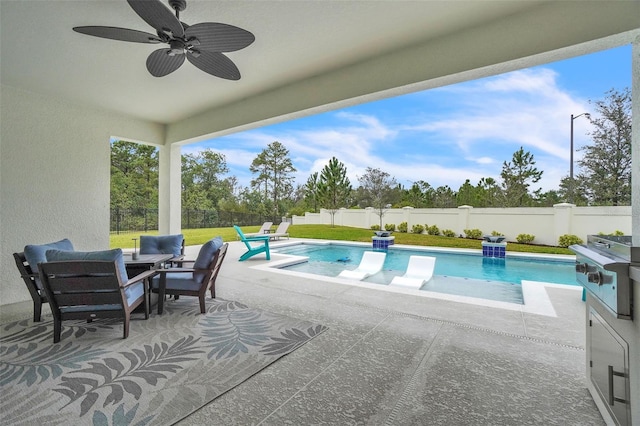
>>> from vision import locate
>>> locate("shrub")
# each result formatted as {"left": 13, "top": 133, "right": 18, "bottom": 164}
{"left": 597, "top": 230, "right": 625, "bottom": 236}
{"left": 371, "top": 224, "right": 380, "bottom": 231}
{"left": 558, "top": 234, "right": 583, "bottom": 248}
{"left": 426, "top": 224, "right": 440, "bottom": 236}
{"left": 385, "top": 223, "right": 396, "bottom": 232}
{"left": 287, "top": 206, "right": 306, "bottom": 216}
{"left": 464, "top": 228, "right": 483, "bottom": 239}
{"left": 412, "top": 224, "right": 425, "bottom": 234}
{"left": 442, "top": 229, "right": 456, "bottom": 237}
{"left": 398, "top": 222, "right": 408, "bottom": 233}
{"left": 516, "top": 233, "right": 535, "bottom": 244}
{"left": 491, "top": 230, "right": 504, "bottom": 236}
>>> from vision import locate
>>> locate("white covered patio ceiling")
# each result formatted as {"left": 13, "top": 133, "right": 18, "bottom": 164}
{"left": 2, "top": 1, "right": 639, "bottom": 143}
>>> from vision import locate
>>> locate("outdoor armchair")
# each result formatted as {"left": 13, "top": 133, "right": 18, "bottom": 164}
{"left": 234, "top": 225, "right": 270, "bottom": 261}
{"left": 13, "top": 238, "right": 74, "bottom": 322}
{"left": 151, "top": 237, "right": 228, "bottom": 314}
{"left": 40, "top": 248, "right": 153, "bottom": 343}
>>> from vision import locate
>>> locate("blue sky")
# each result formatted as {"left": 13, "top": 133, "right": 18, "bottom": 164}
{"left": 184, "top": 45, "right": 631, "bottom": 193}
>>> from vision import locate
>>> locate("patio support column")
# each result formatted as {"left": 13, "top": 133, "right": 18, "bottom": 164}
{"left": 632, "top": 36, "right": 640, "bottom": 246}
{"left": 158, "top": 143, "right": 182, "bottom": 234}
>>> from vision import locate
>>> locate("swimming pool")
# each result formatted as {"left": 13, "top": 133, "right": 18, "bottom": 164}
{"left": 271, "top": 242, "right": 577, "bottom": 305}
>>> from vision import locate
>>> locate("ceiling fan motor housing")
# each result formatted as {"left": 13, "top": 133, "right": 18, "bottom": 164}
{"left": 168, "top": 39, "right": 184, "bottom": 56}
{"left": 168, "top": 0, "right": 187, "bottom": 13}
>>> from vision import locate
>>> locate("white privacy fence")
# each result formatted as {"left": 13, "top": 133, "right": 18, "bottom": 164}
{"left": 291, "top": 204, "right": 632, "bottom": 246}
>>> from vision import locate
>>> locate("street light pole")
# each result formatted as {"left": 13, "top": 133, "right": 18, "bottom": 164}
{"left": 569, "top": 112, "right": 590, "bottom": 203}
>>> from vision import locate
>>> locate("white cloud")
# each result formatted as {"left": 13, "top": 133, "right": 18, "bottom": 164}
{"left": 473, "top": 157, "right": 495, "bottom": 165}
{"left": 189, "top": 66, "right": 599, "bottom": 193}
{"left": 397, "top": 68, "right": 595, "bottom": 190}
{"left": 482, "top": 68, "right": 561, "bottom": 94}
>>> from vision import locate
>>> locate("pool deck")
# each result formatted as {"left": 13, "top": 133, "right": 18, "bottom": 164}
{"left": 2, "top": 239, "right": 605, "bottom": 425}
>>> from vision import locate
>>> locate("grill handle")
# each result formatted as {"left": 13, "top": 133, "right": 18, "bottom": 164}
{"left": 608, "top": 365, "right": 628, "bottom": 405}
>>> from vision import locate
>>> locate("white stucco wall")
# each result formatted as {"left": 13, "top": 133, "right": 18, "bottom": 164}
{"left": 0, "top": 85, "right": 164, "bottom": 306}
{"left": 292, "top": 205, "right": 632, "bottom": 246}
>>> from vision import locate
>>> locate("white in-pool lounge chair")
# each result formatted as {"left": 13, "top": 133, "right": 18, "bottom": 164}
{"left": 338, "top": 251, "right": 386, "bottom": 280}
{"left": 389, "top": 255, "right": 436, "bottom": 289}
{"left": 269, "top": 222, "right": 290, "bottom": 240}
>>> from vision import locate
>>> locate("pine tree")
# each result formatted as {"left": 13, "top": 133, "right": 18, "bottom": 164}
{"left": 249, "top": 141, "right": 296, "bottom": 219}
{"left": 499, "top": 147, "right": 543, "bottom": 206}
{"left": 317, "top": 157, "right": 351, "bottom": 227}
{"left": 304, "top": 172, "right": 320, "bottom": 213}
{"left": 579, "top": 88, "right": 631, "bottom": 205}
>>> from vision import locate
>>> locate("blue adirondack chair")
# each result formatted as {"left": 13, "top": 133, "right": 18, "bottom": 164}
{"left": 234, "top": 225, "right": 271, "bottom": 261}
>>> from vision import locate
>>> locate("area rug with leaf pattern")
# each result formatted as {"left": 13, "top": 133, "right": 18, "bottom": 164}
{"left": 0, "top": 298, "right": 327, "bottom": 425}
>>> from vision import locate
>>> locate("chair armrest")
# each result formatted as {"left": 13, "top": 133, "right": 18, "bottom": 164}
{"left": 244, "top": 235, "right": 270, "bottom": 242}
{"left": 123, "top": 269, "right": 157, "bottom": 287}
{"left": 169, "top": 255, "right": 193, "bottom": 267}
{"left": 155, "top": 267, "right": 209, "bottom": 274}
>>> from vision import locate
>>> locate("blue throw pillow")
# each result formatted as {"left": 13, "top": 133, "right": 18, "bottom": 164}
{"left": 193, "top": 237, "right": 223, "bottom": 282}
{"left": 140, "top": 234, "right": 184, "bottom": 256}
{"left": 45, "top": 248, "right": 129, "bottom": 283}
{"left": 24, "top": 238, "right": 74, "bottom": 274}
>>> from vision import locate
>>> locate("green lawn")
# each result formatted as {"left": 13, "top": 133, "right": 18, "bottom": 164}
{"left": 110, "top": 224, "right": 573, "bottom": 255}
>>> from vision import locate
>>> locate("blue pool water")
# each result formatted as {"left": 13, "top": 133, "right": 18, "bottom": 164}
{"left": 272, "top": 243, "right": 577, "bottom": 304}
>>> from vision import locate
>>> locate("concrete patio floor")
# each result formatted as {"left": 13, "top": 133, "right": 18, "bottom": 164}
{"left": 2, "top": 239, "right": 604, "bottom": 425}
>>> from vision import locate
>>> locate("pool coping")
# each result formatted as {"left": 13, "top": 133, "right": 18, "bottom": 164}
{"left": 252, "top": 239, "right": 581, "bottom": 317}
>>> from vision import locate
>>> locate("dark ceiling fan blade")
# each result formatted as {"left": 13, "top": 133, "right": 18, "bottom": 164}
{"left": 146, "top": 48, "right": 185, "bottom": 77}
{"left": 184, "top": 22, "right": 255, "bottom": 52}
{"left": 73, "top": 26, "right": 162, "bottom": 43}
{"left": 186, "top": 50, "right": 241, "bottom": 80}
{"left": 127, "top": 0, "right": 184, "bottom": 37}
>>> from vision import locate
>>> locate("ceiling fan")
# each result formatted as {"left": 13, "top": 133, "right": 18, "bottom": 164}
{"left": 73, "top": 0, "right": 255, "bottom": 79}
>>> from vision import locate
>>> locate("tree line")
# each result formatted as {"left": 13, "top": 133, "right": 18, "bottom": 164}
{"left": 111, "top": 88, "right": 631, "bottom": 226}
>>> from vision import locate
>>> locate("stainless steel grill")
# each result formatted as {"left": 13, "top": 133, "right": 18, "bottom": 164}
{"left": 570, "top": 235, "right": 637, "bottom": 426}
{"left": 570, "top": 235, "right": 636, "bottom": 319}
